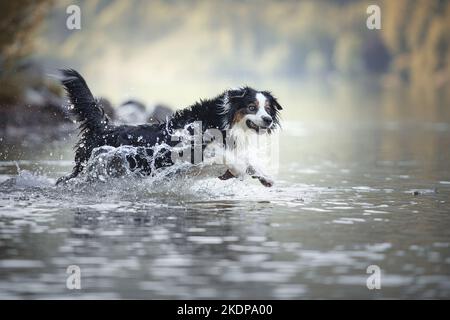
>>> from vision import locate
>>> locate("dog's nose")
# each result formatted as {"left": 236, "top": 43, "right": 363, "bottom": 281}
{"left": 262, "top": 116, "right": 272, "bottom": 126}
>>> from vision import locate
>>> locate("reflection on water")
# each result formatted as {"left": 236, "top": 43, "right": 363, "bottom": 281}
{"left": 0, "top": 85, "right": 450, "bottom": 299}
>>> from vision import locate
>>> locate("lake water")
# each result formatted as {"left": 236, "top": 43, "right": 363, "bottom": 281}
{"left": 1, "top": 86, "right": 450, "bottom": 299}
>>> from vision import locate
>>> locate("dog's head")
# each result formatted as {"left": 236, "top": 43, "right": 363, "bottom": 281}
{"left": 221, "top": 87, "right": 283, "bottom": 134}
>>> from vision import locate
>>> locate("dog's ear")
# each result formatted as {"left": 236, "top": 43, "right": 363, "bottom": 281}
{"left": 273, "top": 98, "right": 283, "bottom": 110}
{"left": 263, "top": 91, "right": 283, "bottom": 110}
{"left": 228, "top": 88, "right": 247, "bottom": 101}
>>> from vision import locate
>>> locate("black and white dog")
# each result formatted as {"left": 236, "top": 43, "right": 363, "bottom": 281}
{"left": 57, "top": 69, "right": 282, "bottom": 187}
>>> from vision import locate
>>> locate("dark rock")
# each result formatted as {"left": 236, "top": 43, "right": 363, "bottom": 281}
{"left": 116, "top": 99, "right": 148, "bottom": 124}
{"left": 147, "top": 104, "right": 173, "bottom": 123}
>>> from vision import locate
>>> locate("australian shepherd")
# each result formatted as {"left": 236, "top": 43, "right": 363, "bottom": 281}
{"left": 57, "top": 69, "right": 282, "bottom": 187}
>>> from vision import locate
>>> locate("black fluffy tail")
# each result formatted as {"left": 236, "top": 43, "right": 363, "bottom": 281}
{"left": 57, "top": 69, "right": 109, "bottom": 185}
{"left": 60, "top": 68, "right": 108, "bottom": 133}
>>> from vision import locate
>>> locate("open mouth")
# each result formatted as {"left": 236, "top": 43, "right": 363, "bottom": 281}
{"left": 246, "top": 119, "right": 269, "bottom": 132}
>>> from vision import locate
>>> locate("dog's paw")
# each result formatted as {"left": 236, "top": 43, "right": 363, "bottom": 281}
{"left": 259, "top": 177, "right": 274, "bottom": 187}
{"left": 253, "top": 175, "right": 273, "bottom": 187}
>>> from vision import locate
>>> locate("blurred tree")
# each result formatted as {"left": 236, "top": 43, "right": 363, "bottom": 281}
{"left": 0, "top": 0, "right": 52, "bottom": 103}
{"left": 0, "top": 0, "right": 52, "bottom": 70}
{"left": 381, "top": 0, "right": 450, "bottom": 99}
{"left": 362, "top": 34, "right": 391, "bottom": 74}
{"left": 382, "top": 0, "right": 411, "bottom": 55}
{"left": 1, "top": 0, "right": 448, "bottom": 106}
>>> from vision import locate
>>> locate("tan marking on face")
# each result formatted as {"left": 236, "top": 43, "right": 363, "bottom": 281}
{"left": 232, "top": 109, "right": 246, "bottom": 125}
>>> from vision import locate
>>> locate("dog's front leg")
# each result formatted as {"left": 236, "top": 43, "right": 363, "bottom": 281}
{"left": 218, "top": 149, "right": 249, "bottom": 181}
{"left": 246, "top": 165, "right": 274, "bottom": 187}
{"left": 218, "top": 165, "right": 274, "bottom": 187}
{"left": 217, "top": 147, "right": 273, "bottom": 187}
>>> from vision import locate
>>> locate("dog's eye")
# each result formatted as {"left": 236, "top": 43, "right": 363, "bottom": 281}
{"left": 248, "top": 105, "right": 256, "bottom": 111}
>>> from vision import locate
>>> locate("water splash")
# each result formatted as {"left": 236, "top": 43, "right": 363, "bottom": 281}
{"left": 0, "top": 167, "right": 55, "bottom": 189}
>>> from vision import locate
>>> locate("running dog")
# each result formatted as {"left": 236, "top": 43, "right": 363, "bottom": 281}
{"left": 57, "top": 69, "right": 282, "bottom": 187}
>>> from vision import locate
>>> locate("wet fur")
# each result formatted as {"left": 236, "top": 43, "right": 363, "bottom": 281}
{"left": 57, "top": 69, "right": 282, "bottom": 186}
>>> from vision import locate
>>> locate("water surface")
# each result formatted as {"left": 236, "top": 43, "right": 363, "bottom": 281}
{"left": 1, "top": 98, "right": 450, "bottom": 299}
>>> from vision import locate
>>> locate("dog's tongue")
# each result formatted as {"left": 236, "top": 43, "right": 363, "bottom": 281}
{"left": 218, "top": 169, "right": 235, "bottom": 180}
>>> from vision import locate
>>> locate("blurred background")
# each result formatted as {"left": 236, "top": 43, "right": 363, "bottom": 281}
{"left": 1, "top": 0, "right": 450, "bottom": 299}
{"left": 1, "top": 0, "right": 450, "bottom": 131}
